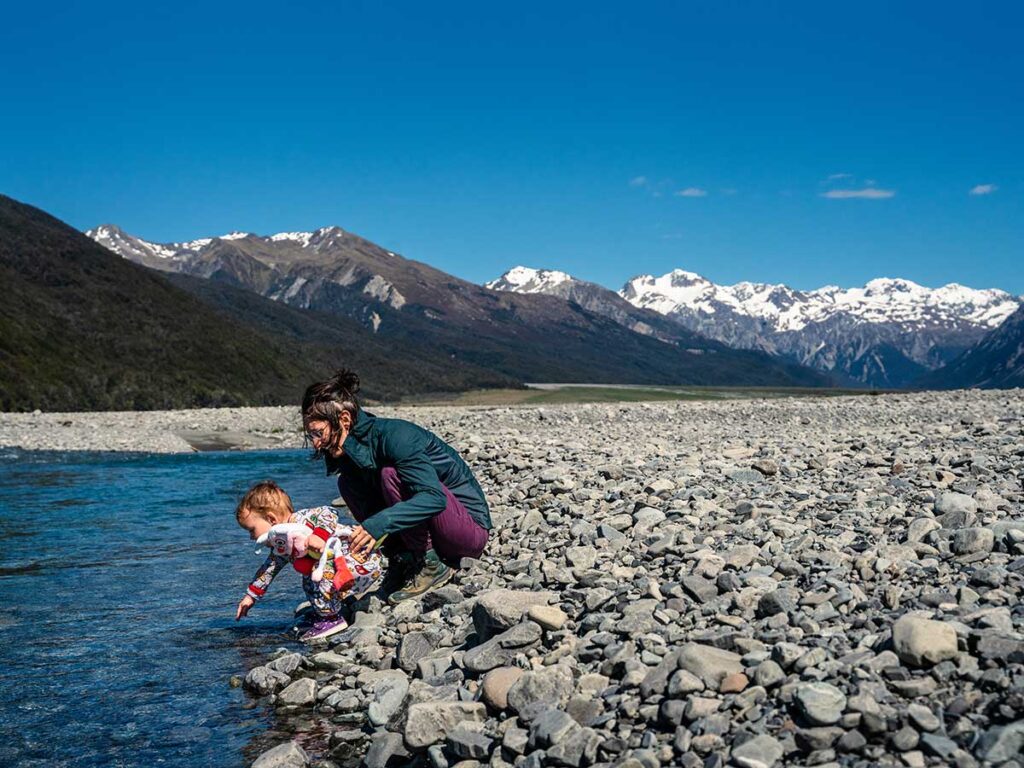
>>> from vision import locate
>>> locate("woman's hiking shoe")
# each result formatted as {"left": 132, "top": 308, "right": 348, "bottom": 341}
{"left": 299, "top": 616, "right": 349, "bottom": 644}
{"left": 294, "top": 600, "right": 313, "bottom": 618}
{"left": 386, "top": 549, "right": 452, "bottom": 605}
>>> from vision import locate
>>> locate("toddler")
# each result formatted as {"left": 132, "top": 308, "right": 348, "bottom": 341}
{"left": 234, "top": 480, "right": 382, "bottom": 643}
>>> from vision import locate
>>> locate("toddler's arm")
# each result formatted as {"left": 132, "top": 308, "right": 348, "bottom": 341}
{"left": 245, "top": 553, "right": 287, "bottom": 603}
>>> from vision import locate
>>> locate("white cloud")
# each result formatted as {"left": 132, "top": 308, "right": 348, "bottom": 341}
{"left": 822, "top": 188, "right": 895, "bottom": 199}
{"left": 675, "top": 187, "right": 708, "bottom": 198}
{"left": 629, "top": 176, "right": 649, "bottom": 187}
{"left": 969, "top": 183, "right": 998, "bottom": 196}
{"left": 826, "top": 172, "right": 852, "bottom": 181}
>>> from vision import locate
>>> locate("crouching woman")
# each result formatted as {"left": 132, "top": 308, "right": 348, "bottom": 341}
{"left": 302, "top": 370, "right": 491, "bottom": 604}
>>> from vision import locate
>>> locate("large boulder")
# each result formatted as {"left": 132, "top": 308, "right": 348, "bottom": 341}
{"left": 463, "top": 621, "right": 542, "bottom": 673}
{"left": 472, "top": 589, "right": 557, "bottom": 640}
{"left": 892, "top": 615, "right": 958, "bottom": 667}
{"left": 404, "top": 702, "right": 487, "bottom": 749}
{"left": 676, "top": 643, "right": 744, "bottom": 689}
{"left": 251, "top": 742, "right": 309, "bottom": 768}
{"left": 794, "top": 682, "right": 847, "bottom": 726}
{"left": 507, "top": 664, "right": 575, "bottom": 720}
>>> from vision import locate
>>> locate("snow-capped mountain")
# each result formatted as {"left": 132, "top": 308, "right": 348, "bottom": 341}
{"left": 486, "top": 266, "right": 575, "bottom": 294}
{"left": 621, "top": 270, "right": 1017, "bottom": 334}
{"left": 490, "top": 266, "right": 1022, "bottom": 387}
{"left": 85, "top": 226, "right": 831, "bottom": 388}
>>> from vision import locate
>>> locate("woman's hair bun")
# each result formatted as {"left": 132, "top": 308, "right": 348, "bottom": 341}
{"left": 330, "top": 369, "right": 360, "bottom": 396}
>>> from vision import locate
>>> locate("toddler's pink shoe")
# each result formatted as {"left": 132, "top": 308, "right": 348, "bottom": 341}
{"left": 299, "top": 616, "right": 349, "bottom": 644}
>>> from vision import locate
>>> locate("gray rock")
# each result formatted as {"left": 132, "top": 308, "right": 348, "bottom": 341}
{"left": 364, "top": 732, "right": 408, "bottom": 768}
{"left": 244, "top": 666, "right": 291, "bottom": 696}
{"left": 794, "top": 682, "right": 846, "bottom": 726}
{"left": 677, "top": 643, "right": 744, "bottom": 688}
{"left": 266, "top": 653, "right": 304, "bottom": 676}
{"left": 682, "top": 575, "right": 718, "bottom": 604}
{"left": 447, "top": 724, "right": 493, "bottom": 759}
{"left": 907, "top": 517, "right": 942, "bottom": 543}
{"left": 503, "top": 726, "right": 529, "bottom": 756}
{"left": 731, "top": 734, "right": 784, "bottom": 768}
{"left": 276, "top": 678, "right": 316, "bottom": 707}
{"left": 919, "top": 733, "right": 957, "bottom": 759}
{"left": 935, "top": 492, "right": 977, "bottom": 521}
{"left": 398, "top": 630, "right": 436, "bottom": 672}
{"left": 978, "top": 720, "right": 1024, "bottom": 763}
{"left": 529, "top": 707, "right": 580, "bottom": 748}
{"left": 892, "top": 615, "right": 958, "bottom": 667}
{"left": 251, "top": 741, "right": 309, "bottom": 768}
{"left": 729, "top": 469, "right": 764, "bottom": 484}
{"left": 463, "top": 621, "right": 542, "bottom": 673}
{"left": 891, "top": 726, "right": 920, "bottom": 751}
{"left": 753, "top": 660, "right": 785, "bottom": 688}
{"left": 367, "top": 674, "right": 410, "bottom": 727}
{"left": 757, "top": 588, "right": 798, "bottom": 618}
{"left": 507, "top": 664, "right": 575, "bottom": 719}
{"left": 633, "top": 506, "right": 666, "bottom": 534}
{"left": 404, "top": 702, "right": 487, "bottom": 749}
{"left": 951, "top": 527, "right": 994, "bottom": 555}
{"left": 473, "top": 589, "right": 555, "bottom": 639}
{"left": 907, "top": 703, "right": 940, "bottom": 732}
{"left": 723, "top": 544, "right": 760, "bottom": 569}
{"left": 668, "top": 669, "right": 705, "bottom": 696}
{"left": 566, "top": 546, "right": 598, "bottom": 570}
{"left": 546, "top": 726, "right": 602, "bottom": 767}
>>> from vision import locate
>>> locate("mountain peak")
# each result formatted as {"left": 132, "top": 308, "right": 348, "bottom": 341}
{"left": 486, "top": 266, "right": 575, "bottom": 292}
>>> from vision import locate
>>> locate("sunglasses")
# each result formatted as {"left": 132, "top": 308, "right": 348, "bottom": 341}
{"left": 306, "top": 426, "right": 328, "bottom": 442}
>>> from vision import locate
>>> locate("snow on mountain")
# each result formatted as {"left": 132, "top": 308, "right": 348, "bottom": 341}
{"left": 86, "top": 224, "right": 181, "bottom": 263}
{"left": 485, "top": 266, "right": 574, "bottom": 293}
{"left": 489, "top": 264, "right": 1022, "bottom": 387}
{"left": 86, "top": 225, "right": 353, "bottom": 263}
{"left": 621, "top": 269, "right": 1019, "bottom": 332}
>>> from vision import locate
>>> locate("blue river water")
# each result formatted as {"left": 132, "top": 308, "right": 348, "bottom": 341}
{"left": 0, "top": 448, "right": 345, "bottom": 767}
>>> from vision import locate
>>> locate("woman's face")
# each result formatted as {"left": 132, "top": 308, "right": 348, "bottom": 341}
{"left": 305, "top": 415, "right": 349, "bottom": 459}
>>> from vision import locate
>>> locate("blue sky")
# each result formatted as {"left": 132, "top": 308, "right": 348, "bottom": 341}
{"left": 1, "top": 1, "right": 1021, "bottom": 293}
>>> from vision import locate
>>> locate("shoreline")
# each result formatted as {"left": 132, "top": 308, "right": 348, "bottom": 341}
{"left": 0, "top": 389, "right": 1018, "bottom": 454}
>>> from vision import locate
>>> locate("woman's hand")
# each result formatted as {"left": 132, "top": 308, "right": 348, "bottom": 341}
{"left": 349, "top": 525, "right": 377, "bottom": 557}
{"left": 236, "top": 595, "right": 255, "bottom": 621}
{"left": 306, "top": 533, "right": 326, "bottom": 556}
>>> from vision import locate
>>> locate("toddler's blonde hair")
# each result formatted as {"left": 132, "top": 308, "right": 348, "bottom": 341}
{"left": 236, "top": 480, "right": 293, "bottom": 525}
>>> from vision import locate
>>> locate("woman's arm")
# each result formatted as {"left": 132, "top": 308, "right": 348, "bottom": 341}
{"left": 361, "top": 424, "right": 447, "bottom": 540}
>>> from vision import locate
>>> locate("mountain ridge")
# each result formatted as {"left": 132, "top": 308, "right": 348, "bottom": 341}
{"left": 87, "top": 224, "right": 833, "bottom": 388}
{"left": 490, "top": 265, "right": 1021, "bottom": 388}
{"left": 0, "top": 196, "right": 515, "bottom": 411}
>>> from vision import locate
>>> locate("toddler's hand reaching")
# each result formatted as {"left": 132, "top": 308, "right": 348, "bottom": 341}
{"left": 236, "top": 595, "right": 255, "bottom": 621}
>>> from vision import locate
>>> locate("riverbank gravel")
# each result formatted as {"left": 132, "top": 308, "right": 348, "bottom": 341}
{"left": 9, "top": 390, "right": 1024, "bottom": 766}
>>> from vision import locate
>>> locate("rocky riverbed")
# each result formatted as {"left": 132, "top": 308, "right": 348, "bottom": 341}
{"left": 10, "top": 390, "right": 1024, "bottom": 767}
{"left": 240, "top": 389, "right": 1024, "bottom": 768}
